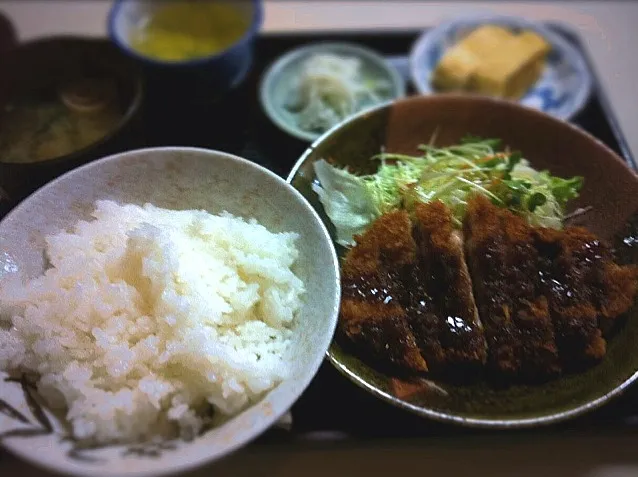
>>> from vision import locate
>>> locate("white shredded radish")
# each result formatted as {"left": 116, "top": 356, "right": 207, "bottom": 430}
{"left": 285, "top": 53, "right": 391, "bottom": 133}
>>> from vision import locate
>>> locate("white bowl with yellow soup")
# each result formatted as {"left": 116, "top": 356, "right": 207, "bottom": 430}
{"left": 108, "top": 0, "right": 263, "bottom": 101}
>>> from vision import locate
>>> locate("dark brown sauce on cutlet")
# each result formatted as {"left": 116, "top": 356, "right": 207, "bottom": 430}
{"left": 467, "top": 235, "right": 525, "bottom": 376}
{"left": 395, "top": 262, "right": 446, "bottom": 371}
{"left": 351, "top": 316, "right": 423, "bottom": 370}
{"left": 427, "top": 252, "right": 483, "bottom": 362}
{"left": 342, "top": 273, "right": 398, "bottom": 305}
{"left": 398, "top": 265, "right": 434, "bottom": 318}
{"left": 534, "top": 227, "right": 609, "bottom": 367}
{"left": 339, "top": 209, "right": 429, "bottom": 373}
{"left": 412, "top": 201, "right": 488, "bottom": 372}
{"left": 464, "top": 196, "right": 561, "bottom": 379}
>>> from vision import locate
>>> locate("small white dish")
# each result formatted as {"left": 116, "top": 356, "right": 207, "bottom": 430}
{"left": 409, "top": 14, "right": 593, "bottom": 121}
{"left": 260, "top": 42, "right": 406, "bottom": 142}
{"left": 0, "top": 147, "right": 340, "bottom": 477}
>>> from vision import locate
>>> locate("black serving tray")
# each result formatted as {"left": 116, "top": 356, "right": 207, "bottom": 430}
{"left": 139, "top": 24, "right": 636, "bottom": 176}
{"left": 2, "top": 25, "right": 638, "bottom": 442}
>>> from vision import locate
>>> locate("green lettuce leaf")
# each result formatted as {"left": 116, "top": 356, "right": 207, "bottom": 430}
{"left": 312, "top": 159, "right": 379, "bottom": 246}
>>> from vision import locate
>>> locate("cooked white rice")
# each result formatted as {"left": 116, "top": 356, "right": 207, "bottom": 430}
{"left": 0, "top": 200, "right": 304, "bottom": 444}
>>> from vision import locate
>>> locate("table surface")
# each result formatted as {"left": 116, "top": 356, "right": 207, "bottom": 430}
{"left": 1, "top": 1, "right": 638, "bottom": 476}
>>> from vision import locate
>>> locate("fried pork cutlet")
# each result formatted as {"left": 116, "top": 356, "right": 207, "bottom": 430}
{"left": 464, "top": 195, "right": 560, "bottom": 378}
{"left": 412, "top": 201, "right": 487, "bottom": 372}
{"left": 340, "top": 193, "right": 638, "bottom": 381}
{"left": 340, "top": 210, "right": 428, "bottom": 372}
{"left": 534, "top": 225, "right": 638, "bottom": 368}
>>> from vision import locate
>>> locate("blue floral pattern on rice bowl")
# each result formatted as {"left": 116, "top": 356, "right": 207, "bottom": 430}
{"left": 410, "top": 15, "right": 593, "bottom": 121}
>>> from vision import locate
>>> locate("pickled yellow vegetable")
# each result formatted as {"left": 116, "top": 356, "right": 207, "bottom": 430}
{"left": 129, "top": 1, "right": 249, "bottom": 62}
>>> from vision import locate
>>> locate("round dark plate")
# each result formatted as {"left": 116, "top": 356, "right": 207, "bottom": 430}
{"left": 287, "top": 94, "right": 638, "bottom": 428}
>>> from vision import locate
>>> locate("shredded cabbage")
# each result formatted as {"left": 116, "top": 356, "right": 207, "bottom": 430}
{"left": 285, "top": 53, "right": 391, "bottom": 134}
{"left": 312, "top": 137, "right": 584, "bottom": 246}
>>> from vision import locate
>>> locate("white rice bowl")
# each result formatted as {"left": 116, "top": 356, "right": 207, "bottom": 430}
{"left": 0, "top": 147, "right": 339, "bottom": 477}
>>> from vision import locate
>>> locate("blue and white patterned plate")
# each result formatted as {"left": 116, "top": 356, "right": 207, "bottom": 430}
{"left": 409, "top": 15, "right": 593, "bottom": 121}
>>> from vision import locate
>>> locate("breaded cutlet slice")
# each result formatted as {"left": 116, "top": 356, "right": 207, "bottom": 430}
{"left": 340, "top": 300, "right": 427, "bottom": 372}
{"left": 342, "top": 208, "right": 417, "bottom": 276}
{"left": 412, "top": 201, "right": 488, "bottom": 370}
{"left": 598, "top": 261, "right": 638, "bottom": 324}
{"left": 464, "top": 195, "right": 560, "bottom": 378}
{"left": 534, "top": 227, "right": 607, "bottom": 364}
{"left": 392, "top": 259, "right": 446, "bottom": 371}
{"left": 340, "top": 210, "right": 428, "bottom": 372}
{"left": 555, "top": 227, "right": 638, "bottom": 327}
{"left": 535, "top": 226, "right": 638, "bottom": 366}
